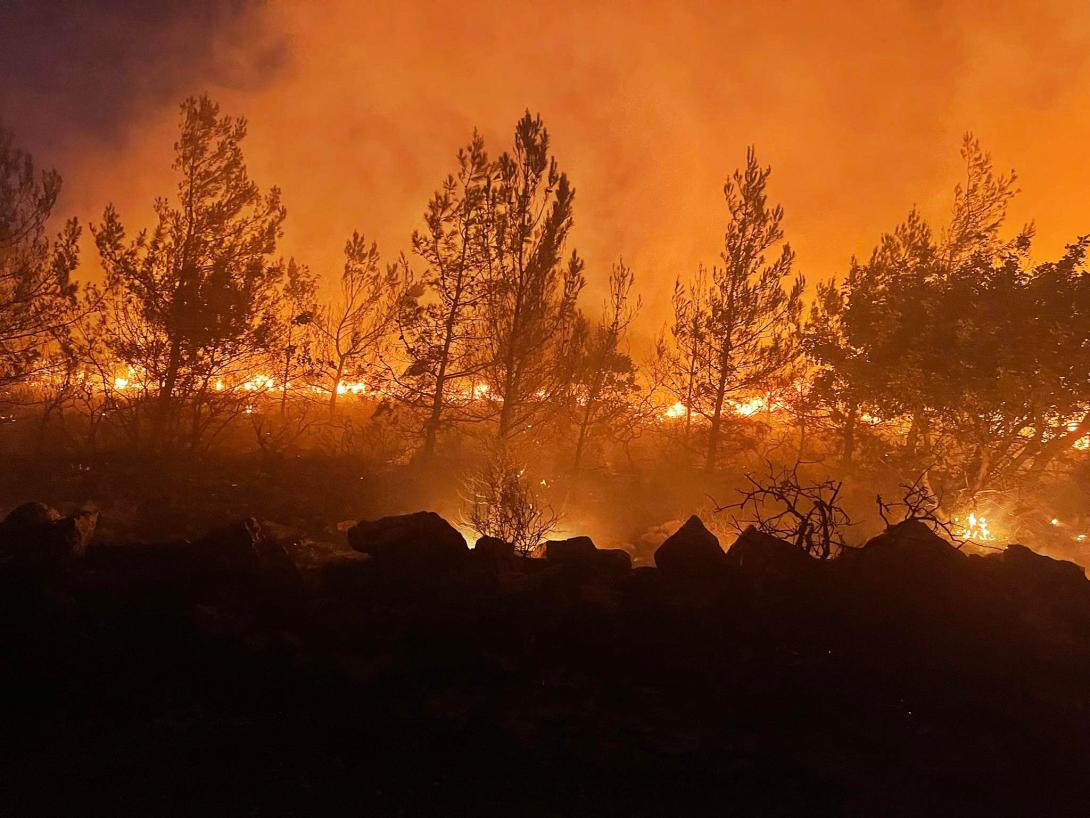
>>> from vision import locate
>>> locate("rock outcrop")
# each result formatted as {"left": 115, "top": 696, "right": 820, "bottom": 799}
{"left": 654, "top": 515, "right": 727, "bottom": 577}
{"left": 725, "top": 525, "right": 815, "bottom": 578}
{"left": 546, "top": 535, "right": 632, "bottom": 577}
{"left": 347, "top": 511, "right": 468, "bottom": 568}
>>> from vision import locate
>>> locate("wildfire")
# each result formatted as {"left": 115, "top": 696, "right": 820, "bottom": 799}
{"left": 963, "top": 512, "right": 993, "bottom": 542}
{"left": 661, "top": 395, "right": 774, "bottom": 421}
{"left": 335, "top": 380, "right": 367, "bottom": 396}
{"left": 243, "top": 374, "right": 276, "bottom": 391}
{"left": 111, "top": 366, "right": 141, "bottom": 391}
{"left": 731, "top": 396, "right": 768, "bottom": 417}
{"left": 951, "top": 510, "right": 997, "bottom": 544}
{"left": 28, "top": 365, "right": 1090, "bottom": 464}
{"left": 664, "top": 401, "right": 688, "bottom": 419}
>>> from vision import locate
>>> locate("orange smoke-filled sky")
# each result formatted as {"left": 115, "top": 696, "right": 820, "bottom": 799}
{"left": 4, "top": 0, "right": 1090, "bottom": 331}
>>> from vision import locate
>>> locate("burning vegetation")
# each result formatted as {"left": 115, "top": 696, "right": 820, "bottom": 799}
{"left": 5, "top": 96, "right": 1090, "bottom": 560}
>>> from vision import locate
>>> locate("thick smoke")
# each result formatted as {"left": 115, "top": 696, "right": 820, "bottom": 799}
{"left": 0, "top": 1, "right": 287, "bottom": 149}
{"left": 0, "top": 0, "right": 289, "bottom": 257}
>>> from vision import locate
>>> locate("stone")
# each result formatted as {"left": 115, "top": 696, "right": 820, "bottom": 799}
{"left": 653, "top": 515, "right": 727, "bottom": 577}
{"left": 725, "top": 525, "right": 814, "bottom": 576}
{"left": 347, "top": 511, "right": 467, "bottom": 568}
{"left": 544, "top": 536, "right": 598, "bottom": 562}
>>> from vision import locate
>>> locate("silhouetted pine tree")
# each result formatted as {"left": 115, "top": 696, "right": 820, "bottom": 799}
{"left": 93, "top": 95, "right": 286, "bottom": 447}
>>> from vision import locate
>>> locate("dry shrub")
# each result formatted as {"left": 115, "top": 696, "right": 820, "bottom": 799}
{"left": 462, "top": 450, "right": 559, "bottom": 555}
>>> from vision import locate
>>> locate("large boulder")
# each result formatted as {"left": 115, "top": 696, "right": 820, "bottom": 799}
{"left": 469, "top": 536, "right": 517, "bottom": 574}
{"left": 347, "top": 511, "right": 467, "bottom": 569}
{"left": 0, "top": 502, "right": 98, "bottom": 565}
{"left": 853, "top": 519, "right": 964, "bottom": 568}
{"left": 654, "top": 515, "right": 727, "bottom": 577}
{"left": 545, "top": 535, "right": 632, "bottom": 578}
{"left": 833, "top": 520, "right": 967, "bottom": 615}
{"left": 596, "top": 548, "right": 634, "bottom": 574}
{"left": 725, "top": 525, "right": 814, "bottom": 577}
{"left": 545, "top": 536, "right": 598, "bottom": 563}
{"left": 474, "top": 536, "right": 515, "bottom": 559}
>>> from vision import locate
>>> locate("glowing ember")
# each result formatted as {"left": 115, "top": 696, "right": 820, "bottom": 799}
{"left": 731, "top": 396, "right": 767, "bottom": 416}
{"left": 957, "top": 512, "right": 994, "bottom": 543}
{"left": 661, "top": 397, "right": 770, "bottom": 420}
{"left": 243, "top": 374, "right": 276, "bottom": 391}
{"left": 335, "top": 381, "right": 367, "bottom": 395}
{"left": 664, "top": 401, "right": 688, "bottom": 419}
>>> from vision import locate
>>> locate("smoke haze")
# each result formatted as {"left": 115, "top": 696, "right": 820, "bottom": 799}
{"left": 4, "top": 0, "right": 1090, "bottom": 331}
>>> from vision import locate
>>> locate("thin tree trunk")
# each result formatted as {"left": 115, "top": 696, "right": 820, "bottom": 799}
{"left": 573, "top": 399, "right": 595, "bottom": 473}
{"left": 421, "top": 373, "right": 446, "bottom": 459}
{"left": 705, "top": 372, "right": 729, "bottom": 473}
{"left": 329, "top": 358, "right": 346, "bottom": 416}
{"left": 497, "top": 352, "right": 519, "bottom": 440}
{"left": 156, "top": 337, "right": 183, "bottom": 446}
{"left": 421, "top": 298, "right": 461, "bottom": 460}
{"left": 280, "top": 324, "right": 293, "bottom": 418}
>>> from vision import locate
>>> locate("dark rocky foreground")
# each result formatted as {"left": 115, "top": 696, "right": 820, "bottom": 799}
{"left": 3, "top": 505, "right": 1090, "bottom": 816}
